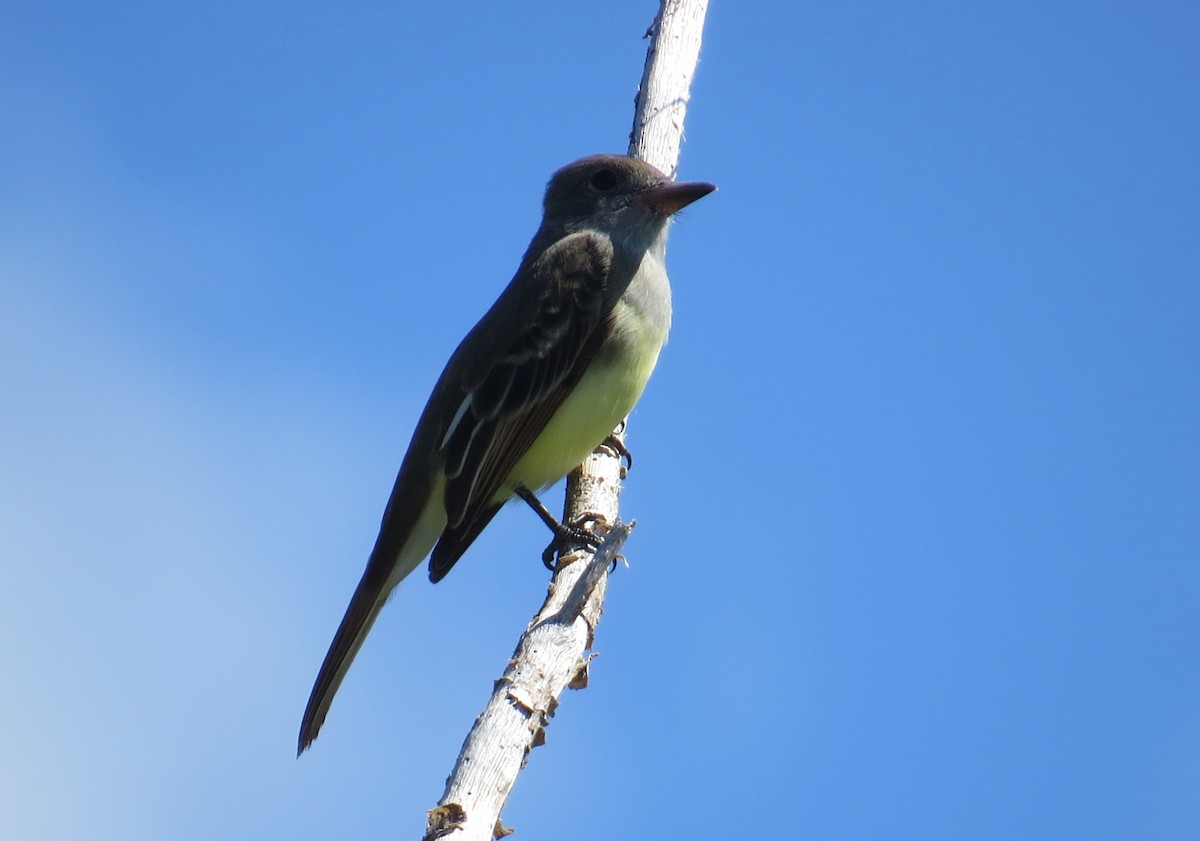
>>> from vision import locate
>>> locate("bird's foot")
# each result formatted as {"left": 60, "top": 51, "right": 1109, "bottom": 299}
{"left": 514, "top": 484, "right": 610, "bottom": 571}
{"left": 541, "top": 512, "right": 609, "bottom": 571}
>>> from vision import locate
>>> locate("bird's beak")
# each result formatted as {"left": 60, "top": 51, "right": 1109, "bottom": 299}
{"left": 636, "top": 180, "right": 717, "bottom": 214}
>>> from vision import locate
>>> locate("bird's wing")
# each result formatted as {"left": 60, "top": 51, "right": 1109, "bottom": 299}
{"left": 428, "top": 231, "right": 613, "bottom": 581}
{"left": 298, "top": 232, "right": 613, "bottom": 753}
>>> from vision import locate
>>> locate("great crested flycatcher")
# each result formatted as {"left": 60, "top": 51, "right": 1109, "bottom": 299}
{"left": 299, "top": 154, "right": 714, "bottom": 754}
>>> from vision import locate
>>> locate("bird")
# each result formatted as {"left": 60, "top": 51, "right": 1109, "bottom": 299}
{"left": 298, "top": 154, "right": 714, "bottom": 754}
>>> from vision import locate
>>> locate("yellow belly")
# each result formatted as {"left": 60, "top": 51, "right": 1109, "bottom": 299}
{"left": 506, "top": 329, "right": 665, "bottom": 493}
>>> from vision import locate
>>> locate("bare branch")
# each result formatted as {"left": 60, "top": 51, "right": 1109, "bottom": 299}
{"left": 425, "top": 517, "right": 633, "bottom": 841}
{"left": 629, "top": 0, "right": 711, "bottom": 174}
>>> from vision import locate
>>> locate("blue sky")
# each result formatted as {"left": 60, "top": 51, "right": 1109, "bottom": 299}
{"left": 2, "top": 2, "right": 1198, "bottom": 838}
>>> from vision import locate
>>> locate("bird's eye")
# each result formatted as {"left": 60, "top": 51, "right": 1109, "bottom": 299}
{"left": 589, "top": 168, "right": 619, "bottom": 192}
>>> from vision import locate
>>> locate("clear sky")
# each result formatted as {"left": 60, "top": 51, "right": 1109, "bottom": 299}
{"left": 2, "top": 2, "right": 1198, "bottom": 839}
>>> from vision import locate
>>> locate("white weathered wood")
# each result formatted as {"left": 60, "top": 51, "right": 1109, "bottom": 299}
{"left": 424, "top": 518, "right": 633, "bottom": 841}
{"left": 425, "top": 3, "right": 709, "bottom": 838}
{"left": 425, "top": 518, "right": 632, "bottom": 841}
{"left": 629, "top": 0, "right": 711, "bottom": 176}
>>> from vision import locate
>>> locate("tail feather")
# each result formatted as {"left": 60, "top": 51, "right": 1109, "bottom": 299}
{"left": 298, "top": 482, "right": 446, "bottom": 754}
{"left": 297, "top": 571, "right": 390, "bottom": 755}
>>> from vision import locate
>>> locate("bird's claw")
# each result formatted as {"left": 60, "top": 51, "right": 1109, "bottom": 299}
{"left": 600, "top": 433, "right": 633, "bottom": 476}
{"left": 541, "top": 512, "right": 609, "bottom": 571}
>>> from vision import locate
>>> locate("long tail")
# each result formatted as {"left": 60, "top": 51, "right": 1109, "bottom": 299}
{"left": 298, "top": 478, "right": 445, "bottom": 755}
{"left": 297, "top": 570, "right": 388, "bottom": 754}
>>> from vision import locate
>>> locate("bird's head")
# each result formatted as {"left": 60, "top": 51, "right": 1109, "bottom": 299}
{"left": 543, "top": 154, "right": 715, "bottom": 239}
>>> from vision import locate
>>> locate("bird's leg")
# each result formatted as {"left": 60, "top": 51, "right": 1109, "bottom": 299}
{"left": 513, "top": 484, "right": 606, "bottom": 571}
{"left": 513, "top": 484, "right": 568, "bottom": 533}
